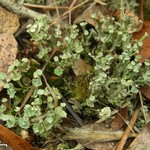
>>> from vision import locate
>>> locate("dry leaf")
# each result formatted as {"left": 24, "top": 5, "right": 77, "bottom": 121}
{"left": 111, "top": 107, "right": 128, "bottom": 130}
{"left": 133, "top": 20, "right": 150, "bottom": 99}
{"left": 0, "top": 6, "right": 20, "bottom": 34}
{"left": 140, "top": 85, "right": 150, "bottom": 99}
{"left": 0, "top": 33, "right": 18, "bottom": 91}
{"left": 73, "top": 59, "right": 92, "bottom": 76}
{"left": 128, "top": 123, "right": 150, "bottom": 150}
{"left": 133, "top": 20, "right": 150, "bottom": 62}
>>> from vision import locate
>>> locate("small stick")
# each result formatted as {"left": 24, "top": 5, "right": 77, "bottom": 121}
{"left": 94, "top": 0, "right": 107, "bottom": 5}
{"left": 139, "top": 91, "right": 147, "bottom": 122}
{"left": 42, "top": 74, "right": 58, "bottom": 107}
{"left": 19, "top": 62, "right": 48, "bottom": 111}
{"left": 69, "top": 0, "right": 77, "bottom": 24}
{"left": 19, "top": 85, "right": 35, "bottom": 111}
{"left": 31, "top": 113, "right": 47, "bottom": 122}
{"left": 22, "top": 3, "right": 69, "bottom": 9}
{"left": 50, "top": 0, "right": 89, "bottom": 26}
{"left": 53, "top": 0, "right": 60, "bottom": 19}
{"left": 116, "top": 104, "right": 141, "bottom": 150}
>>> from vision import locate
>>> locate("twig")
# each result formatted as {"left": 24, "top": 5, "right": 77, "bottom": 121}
{"left": 116, "top": 104, "right": 141, "bottom": 150}
{"left": 0, "top": 0, "right": 48, "bottom": 19}
{"left": 19, "top": 85, "right": 35, "bottom": 111}
{"left": 50, "top": 0, "right": 89, "bottom": 26}
{"left": 69, "top": 0, "right": 77, "bottom": 24}
{"left": 19, "top": 62, "right": 48, "bottom": 111}
{"left": 42, "top": 74, "right": 58, "bottom": 107}
{"left": 22, "top": 3, "right": 69, "bottom": 9}
{"left": 94, "top": 0, "right": 107, "bottom": 5}
{"left": 139, "top": 91, "right": 147, "bottom": 122}
{"left": 74, "top": 1, "right": 97, "bottom": 24}
{"left": 53, "top": 0, "right": 60, "bottom": 19}
{"left": 31, "top": 113, "right": 47, "bottom": 122}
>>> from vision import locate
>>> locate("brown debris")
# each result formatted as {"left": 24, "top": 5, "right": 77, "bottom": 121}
{"left": 0, "top": 33, "right": 18, "bottom": 91}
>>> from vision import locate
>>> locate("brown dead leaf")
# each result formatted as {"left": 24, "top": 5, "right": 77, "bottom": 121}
{"left": 0, "top": 6, "right": 20, "bottom": 34}
{"left": 133, "top": 20, "right": 150, "bottom": 100}
{"left": 0, "top": 33, "right": 18, "bottom": 91}
{"left": 73, "top": 59, "right": 92, "bottom": 76}
{"left": 133, "top": 20, "right": 150, "bottom": 62}
{"left": 140, "top": 85, "right": 150, "bottom": 99}
{"left": 111, "top": 107, "right": 128, "bottom": 130}
{"left": 128, "top": 123, "right": 150, "bottom": 150}
{"left": 0, "top": 125, "right": 35, "bottom": 150}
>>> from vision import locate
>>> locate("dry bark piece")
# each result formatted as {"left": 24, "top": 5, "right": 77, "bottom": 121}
{"left": 0, "top": 125, "right": 35, "bottom": 150}
{"left": 0, "top": 6, "right": 20, "bottom": 34}
{"left": 0, "top": 33, "right": 18, "bottom": 91}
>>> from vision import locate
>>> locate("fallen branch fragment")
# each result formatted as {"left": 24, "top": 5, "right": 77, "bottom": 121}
{"left": 0, "top": 125, "right": 35, "bottom": 150}
{"left": 116, "top": 104, "right": 141, "bottom": 150}
{"left": 22, "top": 3, "right": 69, "bottom": 9}
{"left": 0, "top": 0, "right": 49, "bottom": 19}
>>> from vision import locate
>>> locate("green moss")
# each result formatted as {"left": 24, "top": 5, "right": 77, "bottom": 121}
{"left": 68, "top": 77, "right": 90, "bottom": 103}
